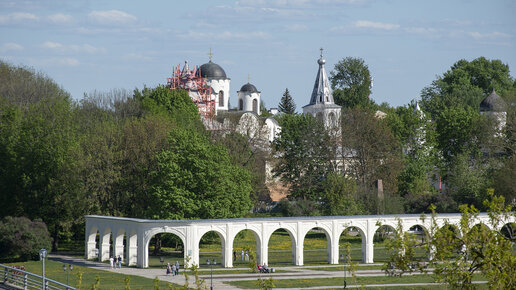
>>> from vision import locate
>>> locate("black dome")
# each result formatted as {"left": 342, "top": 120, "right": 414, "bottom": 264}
{"left": 239, "top": 83, "right": 259, "bottom": 93}
{"left": 480, "top": 89, "right": 507, "bottom": 112}
{"left": 200, "top": 61, "right": 227, "bottom": 79}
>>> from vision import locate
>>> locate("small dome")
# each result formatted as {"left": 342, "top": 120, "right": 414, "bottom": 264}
{"left": 239, "top": 83, "right": 259, "bottom": 93}
{"left": 200, "top": 61, "right": 227, "bottom": 79}
{"left": 318, "top": 57, "right": 326, "bottom": 65}
{"left": 480, "top": 89, "right": 507, "bottom": 112}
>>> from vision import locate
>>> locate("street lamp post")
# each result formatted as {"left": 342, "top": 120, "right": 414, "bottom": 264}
{"left": 39, "top": 249, "right": 47, "bottom": 290}
{"left": 207, "top": 258, "right": 216, "bottom": 290}
{"left": 340, "top": 254, "right": 347, "bottom": 289}
{"left": 63, "top": 264, "right": 73, "bottom": 289}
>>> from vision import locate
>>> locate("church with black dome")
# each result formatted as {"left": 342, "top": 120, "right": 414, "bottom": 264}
{"left": 198, "top": 58, "right": 261, "bottom": 115}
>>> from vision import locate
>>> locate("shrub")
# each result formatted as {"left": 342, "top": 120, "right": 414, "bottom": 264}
{"left": 0, "top": 216, "right": 52, "bottom": 261}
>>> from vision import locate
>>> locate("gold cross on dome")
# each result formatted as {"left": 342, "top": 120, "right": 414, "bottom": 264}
{"left": 208, "top": 48, "right": 214, "bottom": 61}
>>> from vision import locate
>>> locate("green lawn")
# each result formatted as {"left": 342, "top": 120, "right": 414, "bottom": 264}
{"left": 226, "top": 273, "right": 488, "bottom": 289}
{"left": 5, "top": 260, "right": 180, "bottom": 290}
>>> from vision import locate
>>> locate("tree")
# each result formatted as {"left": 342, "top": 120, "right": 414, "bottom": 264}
{"left": 149, "top": 127, "right": 253, "bottom": 220}
{"left": 273, "top": 114, "right": 336, "bottom": 202}
{"left": 340, "top": 108, "right": 404, "bottom": 196}
{"left": 435, "top": 106, "right": 481, "bottom": 164}
{"left": 421, "top": 57, "right": 514, "bottom": 117}
{"left": 0, "top": 216, "right": 52, "bottom": 261}
{"left": 385, "top": 191, "right": 516, "bottom": 288}
{"left": 321, "top": 172, "right": 363, "bottom": 216}
{"left": 278, "top": 88, "right": 296, "bottom": 114}
{"left": 330, "top": 57, "right": 372, "bottom": 109}
{"left": 430, "top": 191, "right": 516, "bottom": 288}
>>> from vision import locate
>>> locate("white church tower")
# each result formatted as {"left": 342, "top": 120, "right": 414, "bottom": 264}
{"left": 237, "top": 81, "right": 261, "bottom": 115}
{"left": 200, "top": 51, "right": 230, "bottom": 113}
{"left": 302, "top": 48, "right": 341, "bottom": 128}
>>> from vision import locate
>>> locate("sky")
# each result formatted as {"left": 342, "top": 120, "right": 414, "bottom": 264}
{"left": 1, "top": 0, "right": 515, "bottom": 110}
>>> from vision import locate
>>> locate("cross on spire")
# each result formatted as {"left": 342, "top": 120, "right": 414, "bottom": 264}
{"left": 248, "top": 74, "right": 251, "bottom": 83}
{"left": 208, "top": 48, "right": 214, "bottom": 62}
{"left": 320, "top": 47, "right": 323, "bottom": 58}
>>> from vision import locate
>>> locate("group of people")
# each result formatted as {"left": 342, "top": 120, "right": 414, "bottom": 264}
{"left": 166, "top": 261, "right": 180, "bottom": 276}
{"left": 233, "top": 250, "right": 250, "bottom": 262}
{"left": 109, "top": 255, "right": 123, "bottom": 269}
{"left": 257, "top": 263, "right": 269, "bottom": 273}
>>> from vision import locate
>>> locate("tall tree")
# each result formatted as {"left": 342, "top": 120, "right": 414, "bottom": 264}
{"left": 278, "top": 88, "right": 296, "bottom": 114}
{"left": 330, "top": 57, "right": 372, "bottom": 109}
{"left": 273, "top": 114, "right": 336, "bottom": 201}
{"left": 340, "top": 108, "right": 404, "bottom": 195}
{"left": 421, "top": 57, "right": 514, "bottom": 117}
{"left": 149, "top": 127, "right": 253, "bottom": 220}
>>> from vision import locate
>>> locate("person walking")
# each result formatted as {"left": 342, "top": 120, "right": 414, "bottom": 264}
{"left": 166, "top": 262, "right": 171, "bottom": 275}
{"left": 175, "top": 261, "right": 180, "bottom": 275}
{"left": 241, "top": 249, "right": 244, "bottom": 261}
{"left": 109, "top": 257, "right": 114, "bottom": 269}
{"left": 233, "top": 251, "right": 237, "bottom": 261}
{"left": 117, "top": 255, "right": 122, "bottom": 268}
{"left": 172, "top": 264, "right": 176, "bottom": 276}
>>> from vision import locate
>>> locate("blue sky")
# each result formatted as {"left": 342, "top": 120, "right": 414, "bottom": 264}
{"left": 1, "top": 0, "right": 515, "bottom": 109}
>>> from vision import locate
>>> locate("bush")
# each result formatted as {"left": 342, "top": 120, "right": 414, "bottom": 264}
{"left": 0, "top": 216, "right": 52, "bottom": 261}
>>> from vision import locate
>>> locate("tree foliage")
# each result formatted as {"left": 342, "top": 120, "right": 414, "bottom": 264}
{"left": 341, "top": 108, "right": 403, "bottom": 195}
{"left": 0, "top": 216, "right": 52, "bottom": 261}
{"left": 273, "top": 114, "right": 336, "bottom": 202}
{"left": 278, "top": 88, "right": 296, "bottom": 114}
{"left": 150, "top": 127, "right": 253, "bottom": 220}
{"left": 421, "top": 57, "right": 514, "bottom": 117}
{"left": 330, "top": 57, "right": 372, "bottom": 109}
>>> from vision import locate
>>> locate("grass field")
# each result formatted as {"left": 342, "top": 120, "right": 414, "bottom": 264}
{"left": 226, "top": 274, "right": 488, "bottom": 289}
{"left": 5, "top": 260, "right": 179, "bottom": 289}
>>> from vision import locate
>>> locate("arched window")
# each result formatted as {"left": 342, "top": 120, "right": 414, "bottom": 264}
{"left": 252, "top": 99, "right": 258, "bottom": 113}
{"left": 239, "top": 99, "right": 243, "bottom": 110}
{"left": 329, "top": 112, "right": 335, "bottom": 125}
{"left": 218, "top": 91, "right": 224, "bottom": 107}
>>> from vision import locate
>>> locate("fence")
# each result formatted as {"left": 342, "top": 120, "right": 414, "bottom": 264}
{"left": 0, "top": 264, "right": 75, "bottom": 290}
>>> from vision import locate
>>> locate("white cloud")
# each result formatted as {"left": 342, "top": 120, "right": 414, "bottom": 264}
{"left": 403, "top": 27, "right": 437, "bottom": 35}
{"left": 88, "top": 10, "right": 137, "bottom": 26}
{"left": 469, "top": 31, "right": 511, "bottom": 40}
{"left": 47, "top": 13, "right": 73, "bottom": 24}
{"left": 284, "top": 24, "right": 307, "bottom": 32}
{"left": 0, "top": 42, "right": 24, "bottom": 52}
{"left": 42, "top": 41, "right": 63, "bottom": 49}
{"left": 0, "top": 12, "right": 39, "bottom": 24}
{"left": 122, "top": 53, "right": 152, "bottom": 61}
{"left": 55, "top": 58, "right": 80, "bottom": 66}
{"left": 41, "top": 41, "right": 106, "bottom": 54}
{"left": 178, "top": 30, "right": 270, "bottom": 40}
{"left": 353, "top": 20, "right": 399, "bottom": 30}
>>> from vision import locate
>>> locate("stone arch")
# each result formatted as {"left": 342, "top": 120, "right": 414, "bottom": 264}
{"left": 143, "top": 227, "right": 187, "bottom": 268}
{"left": 501, "top": 222, "right": 516, "bottom": 241}
{"left": 252, "top": 98, "right": 258, "bottom": 113}
{"left": 86, "top": 225, "right": 99, "bottom": 260}
{"left": 302, "top": 226, "right": 331, "bottom": 264}
{"left": 232, "top": 228, "right": 261, "bottom": 266}
{"left": 218, "top": 90, "right": 224, "bottom": 107}
{"left": 266, "top": 226, "right": 297, "bottom": 265}
{"left": 197, "top": 229, "right": 226, "bottom": 268}
{"left": 113, "top": 228, "right": 126, "bottom": 262}
{"left": 99, "top": 227, "right": 112, "bottom": 262}
{"left": 373, "top": 224, "right": 396, "bottom": 262}
{"left": 339, "top": 225, "right": 366, "bottom": 263}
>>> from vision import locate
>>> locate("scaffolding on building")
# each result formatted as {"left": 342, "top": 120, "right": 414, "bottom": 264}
{"left": 167, "top": 61, "right": 215, "bottom": 119}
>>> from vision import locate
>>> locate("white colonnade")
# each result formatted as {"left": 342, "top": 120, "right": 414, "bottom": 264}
{"left": 84, "top": 213, "right": 509, "bottom": 268}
